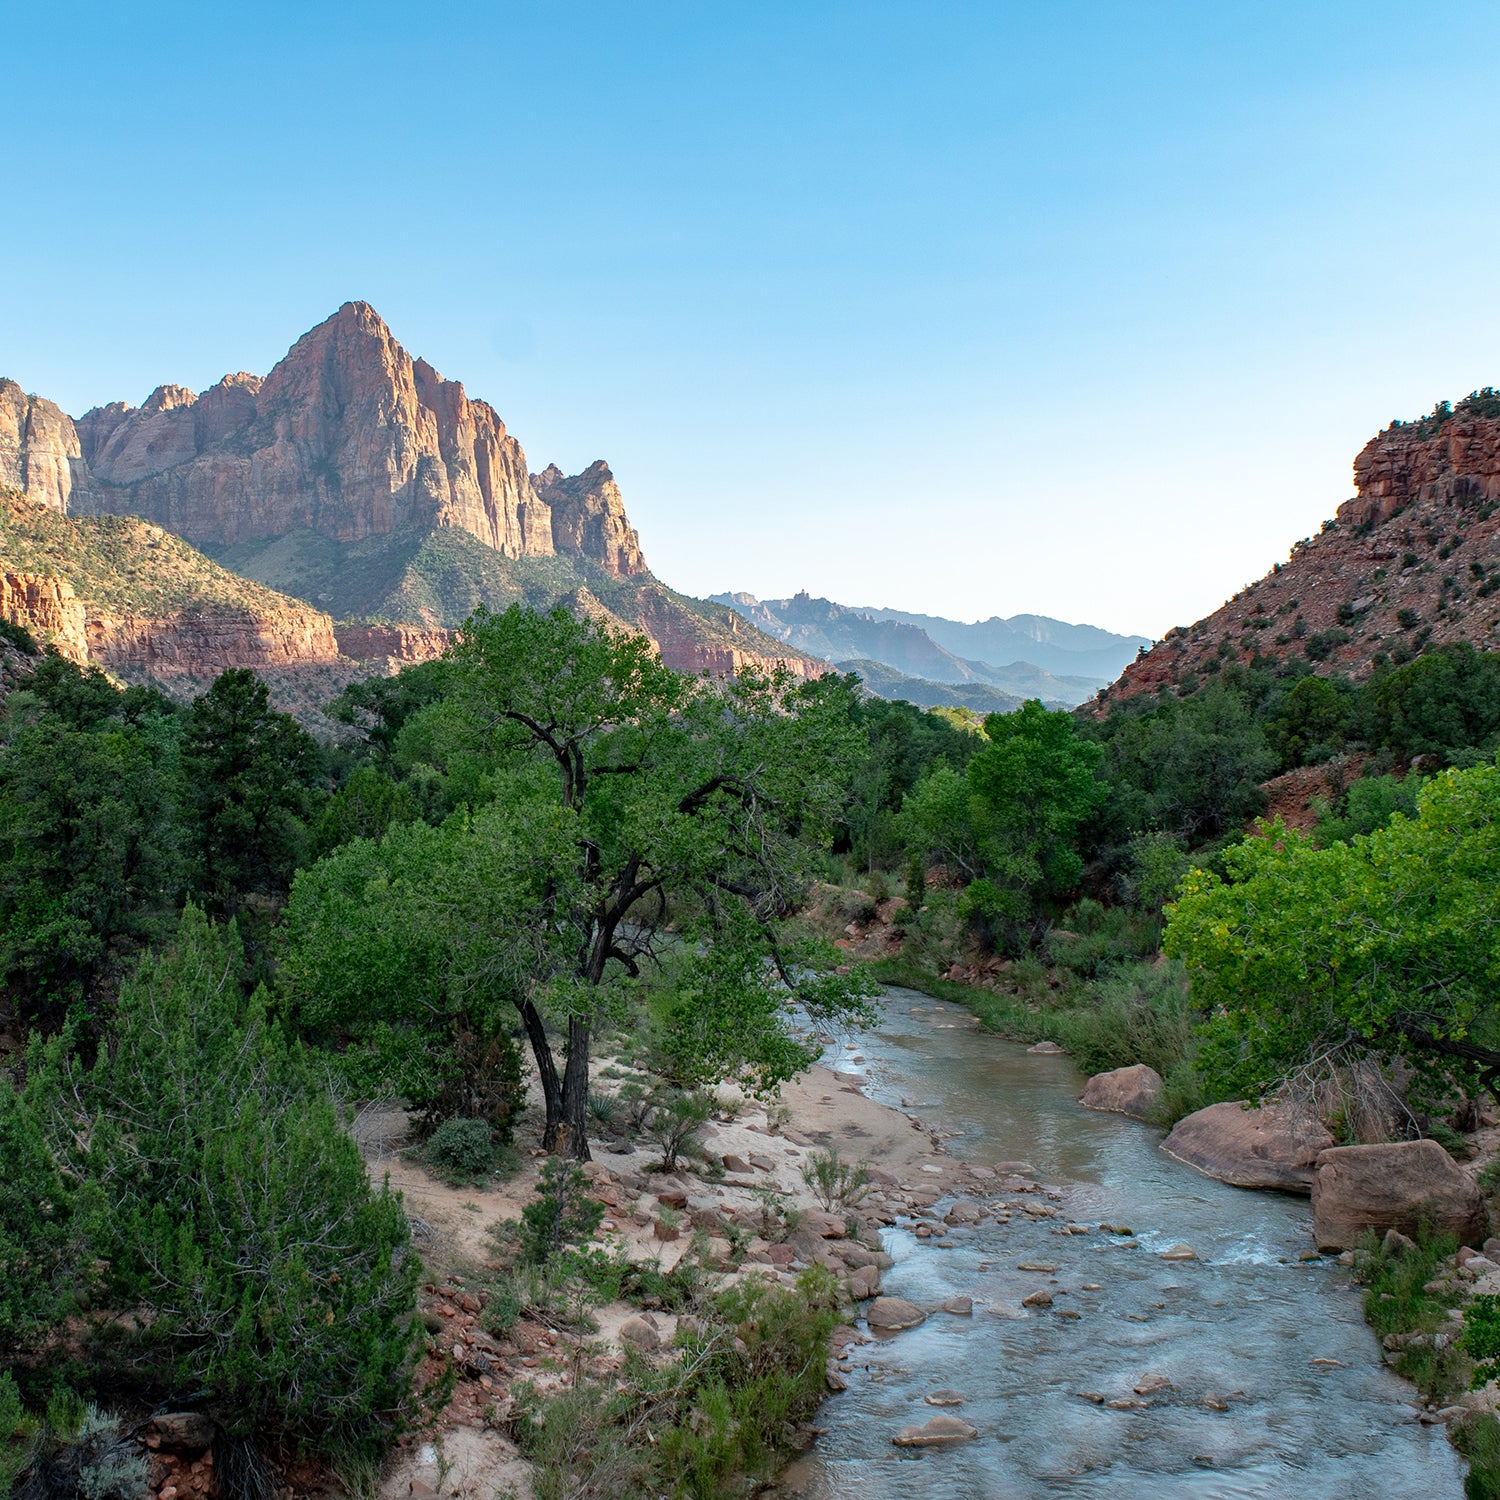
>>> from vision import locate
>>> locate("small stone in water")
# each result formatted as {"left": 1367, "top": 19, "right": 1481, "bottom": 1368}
{"left": 1077, "top": 1390, "right": 1105, "bottom": 1404}
{"left": 924, "top": 1389, "right": 966, "bottom": 1406}
{"left": 1081, "top": 1282, "right": 1101, "bottom": 1291}
{"left": 1134, "top": 1372, "right": 1173, "bottom": 1394}
{"left": 1204, "top": 1393, "right": 1228, "bottom": 1411}
{"left": 1160, "top": 1244, "right": 1197, "bottom": 1261}
{"left": 1017, "top": 1261, "right": 1056, "bottom": 1273}
{"left": 1021, "top": 1289, "right": 1054, "bottom": 1308}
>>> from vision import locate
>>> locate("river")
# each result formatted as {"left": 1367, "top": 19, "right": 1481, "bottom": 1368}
{"left": 793, "top": 985, "right": 1466, "bottom": 1499}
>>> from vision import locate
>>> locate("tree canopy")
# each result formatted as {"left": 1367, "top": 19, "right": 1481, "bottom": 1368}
{"left": 1164, "top": 759, "right": 1500, "bottom": 1110}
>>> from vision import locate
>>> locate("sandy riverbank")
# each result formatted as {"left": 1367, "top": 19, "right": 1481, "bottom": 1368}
{"left": 363, "top": 1039, "right": 1051, "bottom": 1500}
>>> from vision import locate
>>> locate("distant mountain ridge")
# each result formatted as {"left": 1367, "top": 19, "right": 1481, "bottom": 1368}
{"left": 712, "top": 591, "right": 1144, "bottom": 707}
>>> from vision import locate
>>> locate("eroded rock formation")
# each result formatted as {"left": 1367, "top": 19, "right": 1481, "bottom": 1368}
{"left": 1101, "top": 397, "right": 1500, "bottom": 706}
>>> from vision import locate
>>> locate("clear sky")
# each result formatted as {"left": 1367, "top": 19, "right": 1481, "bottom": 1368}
{"left": 7, "top": 2, "right": 1500, "bottom": 638}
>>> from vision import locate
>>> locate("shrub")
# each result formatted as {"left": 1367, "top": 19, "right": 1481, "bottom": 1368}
{"left": 799, "top": 1149, "right": 870, "bottom": 1212}
{"left": 647, "top": 1091, "right": 714, "bottom": 1171}
{"left": 28, "top": 907, "right": 421, "bottom": 1452}
{"left": 520, "top": 1157, "right": 604, "bottom": 1266}
{"left": 13, "top": 1403, "right": 147, "bottom": 1500}
{"left": 425, "top": 1117, "right": 495, "bottom": 1184}
{"left": 1049, "top": 960, "right": 1194, "bottom": 1079}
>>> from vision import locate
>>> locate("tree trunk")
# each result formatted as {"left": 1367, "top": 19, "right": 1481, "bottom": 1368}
{"left": 560, "top": 1015, "right": 592, "bottom": 1161}
{"left": 516, "top": 998, "right": 565, "bottom": 1150}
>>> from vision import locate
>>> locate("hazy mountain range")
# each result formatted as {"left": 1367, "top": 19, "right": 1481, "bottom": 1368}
{"left": 711, "top": 592, "right": 1147, "bottom": 709}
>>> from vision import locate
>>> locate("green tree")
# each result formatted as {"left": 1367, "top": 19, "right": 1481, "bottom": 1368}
{"left": 1097, "top": 682, "right": 1274, "bottom": 843}
{"left": 0, "top": 1076, "right": 73, "bottom": 1355}
{"left": 1365, "top": 643, "right": 1500, "bottom": 764}
{"left": 181, "top": 669, "right": 318, "bottom": 913}
{"left": 1265, "top": 673, "right": 1354, "bottom": 770}
{"left": 1164, "top": 761, "right": 1500, "bottom": 1108}
{"left": 29, "top": 907, "right": 420, "bottom": 1449}
{"left": 292, "top": 606, "right": 875, "bottom": 1158}
{"left": 0, "top": 716, "right": 183, "bottom": 1017}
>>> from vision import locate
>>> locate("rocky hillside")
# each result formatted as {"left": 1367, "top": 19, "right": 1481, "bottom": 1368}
{"left": 1, "top": 305, "right": 819, "bottom": 684}
{"left": 0, "top": 487, "right": 353, "bottom": 688}
{"left": 1103, "top": 390, "right": 1500, "bottom": 705}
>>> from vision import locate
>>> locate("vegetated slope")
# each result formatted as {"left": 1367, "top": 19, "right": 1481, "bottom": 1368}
{"left": 836, "top": 658, "right": 1028, "bottom": 714}
{"left": 1103, "top": 390, "right": 1500, "bottom": 706}
{"left": 0, "top": 303, "right": 820, "bottom": 682}
{"left": 713, "top": 590, "right": 1128, "bottom": 705}
{"left": 0, "top": 487, "right": 344, "bottom": 686}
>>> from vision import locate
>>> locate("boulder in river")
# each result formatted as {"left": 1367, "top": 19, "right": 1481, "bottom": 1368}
{"left": 1079, "top": 1063, "right": 1163, "bottom": 1120}
{"left": 867, "top": 1296, "right": 926, "bottom": 1330}
{"left": 1311, "top": 1140, "right": 1485, "bottom": 1251}
{"left": 892, "top": 1415, "right": 977, "bottom": 1446}
{"left": 1028, "top": 1040, "right": 1067, "bottom": 1055}
{"left": 1159, "top": 1100, "right": 1333, "bottom": 1193}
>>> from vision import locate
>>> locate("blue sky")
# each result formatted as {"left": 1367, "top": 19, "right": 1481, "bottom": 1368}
{"left": 7, "top": 2, "right": 1500, "bottom": 637}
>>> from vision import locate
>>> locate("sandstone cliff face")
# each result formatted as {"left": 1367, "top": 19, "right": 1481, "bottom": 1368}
{"left": 0, "top": 571, "right": 90, "bottom": 661}
{"left": 0, "top": 381, "right": 96, "bottom": 515}
{"left": 1101, "top": 404, "right": 1500, "bottom": 706}
{"left": 89, "top": 604, "right": 342, "bottom": 680}
{"left": 67, "top": 303, "right": 648, "bottom": 580}
{"left": 333, "top": 622, "right": 452, "bottom": 669}
{"left": 535, "top": 461, "right": 648, "bottom": 577}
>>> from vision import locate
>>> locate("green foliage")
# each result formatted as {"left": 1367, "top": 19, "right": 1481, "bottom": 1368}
{"left": 1455, "top": 1413, "right": 1500, "bottom": 1500}
{"left": 0, "top": 673, "right": 183, "bottom": 1015}
{"left": 646, "top": 1091, "right": 715, "bottom": 1172}
{"left": 181, "top": 670, "right": 318, "bottom": 913}
{"left": 424, "top": 1118, "right": 498, "bottom": 1185}
{"left": 0, "top": 1078, "right": 73, "bottom": 1352}
{"left": 799, "top": 1148, "right": 870, "bottom": 1211}
{"left": 1356, "top": 1228, "right": 1467, "bottom": 1403}
{"left": 520, "top": 1157, "right": 604, "bottom": 1266}
{"left": 1048, "top": 960, "right": 1196, "bottom": 1081}
{"left": 1366, "top": 644, "right": 1500, "bottom": 764}
{"left": 1314, "top": 771, "right": 1426, "bottom": 845}
{"left": 11, "top": 1402, "right": 147, "bottom": 1500}
{"left": 0, "top": 1371, "right": 25, "bottom": 1497}
{"left": 518, "top": 1267, "right": 841, "bottom": 1500}
{"left": 1092, "top": 681, "right": 1274, "bottom": 844}
{"left": 1166, "top": 761, "right": 1500, "bottom": 1106}
{"left": 1265, "top": 673, "right": 1354, "bottom": 769}
{"left": 29, "top": 907, "right": 420, "bottom": 1450}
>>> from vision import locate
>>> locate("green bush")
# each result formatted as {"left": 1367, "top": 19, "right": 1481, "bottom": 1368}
{"left": 28, "top": 907, "right": 421, "bottom": 1452}
{"left": 425, "top": 1117, "right": 495, "bottom": 1184}
{"left": 520, "top": 1157, "right": 604, "bottom": 1266}
{"left": 799, "top": 1149, "right": 870, "bottom": 1212}
{"left": 518, "top": 1267, "right": 841, "bottom": 1500}
{"left": 1049, "top": 960, "right": 1194, "bottom": 1079}
{"left": 0, "top": 1078, "right": 73, "bottom": 1352}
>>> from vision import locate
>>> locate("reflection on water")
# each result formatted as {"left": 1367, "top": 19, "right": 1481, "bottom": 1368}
{"left": 796, "top": 987, "right": 1465, "bottom": 1499}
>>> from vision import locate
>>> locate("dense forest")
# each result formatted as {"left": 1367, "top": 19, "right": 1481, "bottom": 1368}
{"left": 2, "top": 610, "right": 1499, "bottom": 1496}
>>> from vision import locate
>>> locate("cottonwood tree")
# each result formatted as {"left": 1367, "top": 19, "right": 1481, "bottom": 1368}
{"left": 1164, "top": 760, "right": 1500, "bottom": 1115}
{"left": 288, "top": 606, "right": 875, "bottom": 1158}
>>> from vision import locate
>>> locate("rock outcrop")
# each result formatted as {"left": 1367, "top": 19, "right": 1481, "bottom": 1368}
{"left": 0, "top": 381, "right": 96, "bottom": 515}
{"left": 1159, "top": 1100, "right": 1334, "bottom": 1194}
{"left": 1100, "top": 391, "right": 1500, "bottom": 706}
{"left": 535, "top": 461, "right": 647, "bottom": 578}
{"left": 1311, "top": 1140, "right": 1486, "bottom": 1251}
{"left": 1079, "top": 1064, "right": 1162, "bottom": 1120}
{"left": 0, "top": 571, "right": 90, "bottom": 661}
{"left": 62, "top": 303, "right": 651, "bottom": 582}
{"left": 332, "top": 622, "right": 452, "bottom": 669}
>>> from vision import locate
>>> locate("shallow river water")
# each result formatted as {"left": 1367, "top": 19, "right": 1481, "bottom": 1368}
{"left": 796, "top": 986, "right": 1465, "bottom": 1500}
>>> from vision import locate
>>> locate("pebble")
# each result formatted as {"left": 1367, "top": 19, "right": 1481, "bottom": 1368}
{"left": 1160, "top": 1244, "right": 1197, "bottom": 1261}
{"left": 924, "top": 1389, "right": 966, "bottom": 1406}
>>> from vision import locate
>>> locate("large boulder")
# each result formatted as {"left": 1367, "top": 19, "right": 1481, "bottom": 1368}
{"left": 1160, "top": 1101, "right": 1333, "bottom": 1193}
{"left": 1080, "top": 1064, "right": 1163, "bottom": 1120}
{"left": 866, "top": 1296, "right": 926, "bottom": 1331}
{"left": 1311, "top": 1141, "right": 1485, "bottom": 1251}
